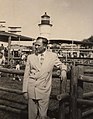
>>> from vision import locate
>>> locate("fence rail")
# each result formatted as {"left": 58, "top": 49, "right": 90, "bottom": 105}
{"left": 70, "top": 64, "right": 93, "bottom": 119}
{"left": 0, "top": 67, "right": 65, "bottom": 119}
{"left": 0, "top": 62, "right": 93, "bottom": 119}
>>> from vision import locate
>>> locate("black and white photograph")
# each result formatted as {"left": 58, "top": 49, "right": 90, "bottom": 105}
{"left": 0, "top": 0, "right": 93, "bottom": 119}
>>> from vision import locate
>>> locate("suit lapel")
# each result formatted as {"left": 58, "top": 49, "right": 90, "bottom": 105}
{"left": 41, "top": 51, "right": 50, "bottom": 68}
{"left": 32, "top": 54, "right": 41, "bottom": 71}
{"left": 32, "top": 51, "right": 51, "bottom": 72}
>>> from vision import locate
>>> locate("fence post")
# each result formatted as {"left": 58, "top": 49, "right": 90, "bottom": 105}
{"left": 69, "top": 65, "right": 78, "bottom": 119}
{"left": 58, "top": 100, "right": 65, "bottom": 119}
{"left": 77, "top": 65, "right": 84, "bottom": 119}
{"left": 58, "top": 70, "right": 67, "bottom": 119}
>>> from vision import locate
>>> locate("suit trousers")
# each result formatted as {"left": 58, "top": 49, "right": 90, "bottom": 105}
{"left": 28, "top": 98, "right": 49, "bottom": 119}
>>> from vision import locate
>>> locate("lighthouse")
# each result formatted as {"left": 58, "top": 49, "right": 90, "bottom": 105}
{"left": 38, "top": 12, "right": 52, "bottom": 39}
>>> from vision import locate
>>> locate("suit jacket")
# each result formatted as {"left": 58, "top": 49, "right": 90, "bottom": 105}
{"left": 23, "top": 50, "right": 66, "bottom": 99}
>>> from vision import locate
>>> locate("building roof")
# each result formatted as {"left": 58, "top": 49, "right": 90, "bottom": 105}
{"left": 49, "top": 39, "right": 93, "bottom": 46}
{"left": 0, "top": 31, "right": 35, "bottom": 42}
{"left": 41, "top": 12, "right": 50, "bottom": 18}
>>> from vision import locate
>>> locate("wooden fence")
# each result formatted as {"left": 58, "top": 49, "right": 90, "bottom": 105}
{"left": 0, "top": 63, "right": 93, "bottom": 119}
{"left": 70, "top": 64, "right": 93, "bottom": 119}
{"left": 57, "top": 63, "right": 93, "bottom": 119}
{"left": 0, "top": 67, "right": 64, "bottom": 119}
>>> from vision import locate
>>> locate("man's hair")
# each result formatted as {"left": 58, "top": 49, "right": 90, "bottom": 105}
{"left": 36, "top": 37, "right": 48, "bottom": 46}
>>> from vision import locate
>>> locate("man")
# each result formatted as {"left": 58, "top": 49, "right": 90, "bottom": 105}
{"left": 0, "top": 51, "right": 5, "bottom": 65}
{"left": 23, "top": 37, "right": 67, "bottom": 119}
{"left": 0, "top": 51, "right": 5, "bottom": 77}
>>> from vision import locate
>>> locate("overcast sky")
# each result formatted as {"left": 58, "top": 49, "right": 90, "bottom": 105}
{"left": 0, "top": 0, "right": 93, "bottom": 41}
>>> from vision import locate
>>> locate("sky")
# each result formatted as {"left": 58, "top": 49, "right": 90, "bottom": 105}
{"left": 0, "top": 0, "right": 93, "bottom": 41}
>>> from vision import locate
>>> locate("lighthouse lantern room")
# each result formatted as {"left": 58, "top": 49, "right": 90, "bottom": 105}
{"left": 38, "top": 12, "right": 52, "bottom": 39}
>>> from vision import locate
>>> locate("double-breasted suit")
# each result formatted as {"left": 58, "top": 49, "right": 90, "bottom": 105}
{"left": 23, "top": 50, "right": 67, "bottom": 119}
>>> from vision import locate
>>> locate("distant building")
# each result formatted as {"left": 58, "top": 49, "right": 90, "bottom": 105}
{"left": 0, "top": 21, "right": 6, "bottom": 32}
{"left": 8, "top": 26, "right": 21, "bottom": 34}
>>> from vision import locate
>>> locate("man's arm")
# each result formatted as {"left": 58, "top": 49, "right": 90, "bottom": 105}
{"left": 54, "top": 54, "right": 67, "bottom": 93}
{"left": 22, "top": 55, "right": 30, "bottom": 93}
{"left": 54, "top": 53, "right": 67, "bottom": 80}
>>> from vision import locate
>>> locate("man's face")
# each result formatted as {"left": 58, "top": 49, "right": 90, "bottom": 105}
{"left": 34, "top": 39, "right": 45, "bottom": 54}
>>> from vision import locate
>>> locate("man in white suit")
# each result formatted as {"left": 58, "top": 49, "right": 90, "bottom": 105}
{"left": 23, "top": 37, "right": 67, "bottom": 119}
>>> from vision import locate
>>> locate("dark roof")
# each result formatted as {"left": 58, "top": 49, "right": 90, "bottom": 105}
{"left": 0, "top": 31, "right": 35, "bottom": 42}
{"left": 8, "top": 26, "right": 22, "bottom": 29}
{"left": 41, "top": 12, "right": 50, "bottom": 18}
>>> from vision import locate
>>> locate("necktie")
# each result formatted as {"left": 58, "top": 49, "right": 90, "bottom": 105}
{"left": 40, "top": 54, "right": 44, "bottom": 65}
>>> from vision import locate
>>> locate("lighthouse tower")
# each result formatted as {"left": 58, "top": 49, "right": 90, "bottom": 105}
{"left": 38, "top": 12, "right": 52, "bottom": 39}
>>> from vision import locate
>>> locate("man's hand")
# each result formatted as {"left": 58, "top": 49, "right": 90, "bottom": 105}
{"left": 60, "top": 63, "right": 67, "bottom": 80}
{"left": 23, "top": 92, "right": 28, "bottom": 100}
{"left": 60, "top": 70, "right": 67, "bottom": 93}
{"left": 61, "top": 70, "right": 67, "bottom": 81}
